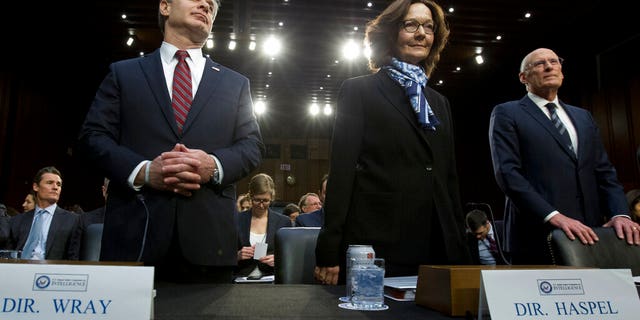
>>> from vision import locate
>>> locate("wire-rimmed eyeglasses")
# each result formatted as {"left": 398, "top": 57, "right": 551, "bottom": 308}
{"left": 251, "top": 198, "right": 271, "bottom": 204}
{"left": 526, "top": 57, "right": 564, "bottom": 70}
{"left": 400, "top": 19, "right": 436, "bottom": 35}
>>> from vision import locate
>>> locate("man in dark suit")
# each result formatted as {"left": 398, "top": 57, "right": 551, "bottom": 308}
{"left": 489, "top": 48, "right": 640, "bottom": 265}
{"left": 295, "top": 174, "right": 327, "bottom": 227}
{"left": 6, "top": 166, "right": 81, "bottom": 260}
{"left": 79, "top": 0, "right": 263, "bottom": 282}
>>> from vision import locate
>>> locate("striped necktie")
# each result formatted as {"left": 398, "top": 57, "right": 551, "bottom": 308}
{"left": 545, "top": 103, "right": 574, "bottom": 154}
{"left": 172, "top": 50, "right": 192, "bottom": 133}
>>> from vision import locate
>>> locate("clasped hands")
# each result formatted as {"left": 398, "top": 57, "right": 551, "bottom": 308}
{"left": 144, "top": 143, "right": 216, "bottom": 196}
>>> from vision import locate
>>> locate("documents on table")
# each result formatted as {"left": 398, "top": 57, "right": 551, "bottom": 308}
{"left": 384, "top": 275, "right": 417, "bottom": 301}
{"left": 233, "top": 275, "right": 275, "bottom": 283}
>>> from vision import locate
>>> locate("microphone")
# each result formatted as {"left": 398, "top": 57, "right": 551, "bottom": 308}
{"left": 136, "top": 194, "right": 150, "bottom": 262}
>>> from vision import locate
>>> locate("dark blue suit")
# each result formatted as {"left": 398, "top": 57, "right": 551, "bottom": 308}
{"left": 295, "top": 208, "right": 324, "bottom": 227}
{"left": 7, "top": 207, "right": 81, "bottom": 260}
{"left": 79, "top": 48, "right": 263, "bottom": 267}
{"left": 489, "top": 95, "right": 628, "bottom": 264}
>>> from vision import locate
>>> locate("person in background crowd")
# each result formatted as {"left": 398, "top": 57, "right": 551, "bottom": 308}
{"left": 626, "top": 189, "right": 640, "bottom": 223}
{"left": 295, "top": 174, "right": 328, "bottom": 227}
{"left": 6, "top": 166, "right": 81, "bottom": 260}
{"left": 298, "top": 193, "right": 322, "bottom": 214}
{"left": 78, "top": 0, "right": 263, "bottom": 283}
{"left": 315, "top": 0, "right": 471, "bottom": 285}
{"left": 489, "top": 48, "right": 640, "bottom": 265}
{"left": 282, "top": 203, "right": 301, "bottom": 226}
{"left": 22, "top": 192, "right": 36, "bottom": 213}
{"left": 236, "top": 193, "right": 251, "bottom": 212}
{"left": 465, "top": 209, "right": 500, "bottom": 265}
{"left": 235, "top": 173, "right": 291, "bottom": 278}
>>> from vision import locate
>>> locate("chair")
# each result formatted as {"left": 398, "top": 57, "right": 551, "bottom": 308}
{"left": 274, "top": 227, "right": 320, "bottom": 284}
{"left": 547, "top": 227, "right": 640, "bottom": 276}
{"left": 80, "top": 223, "right": 103, "bottom": 261}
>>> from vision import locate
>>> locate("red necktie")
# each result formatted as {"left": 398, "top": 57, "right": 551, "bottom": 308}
{"left": 172, "top": 50, "right": 192, "bottom": 132}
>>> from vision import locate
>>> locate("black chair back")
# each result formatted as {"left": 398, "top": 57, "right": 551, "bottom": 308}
{"left": 274, "top": 227, "right": 320, "bottom": 284}
{"left": 547, "top": 227, "right": 640, "bottom": 276}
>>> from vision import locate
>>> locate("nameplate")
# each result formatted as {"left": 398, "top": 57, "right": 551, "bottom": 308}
{"left": 478, "top": 269, "right": 640, "bottom": 319}
{"left": 0, "top": 263, "right": 154, "bottom": 319}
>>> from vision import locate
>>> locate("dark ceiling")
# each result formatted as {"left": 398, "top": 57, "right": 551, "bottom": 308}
{"left": 87, "top": 0, "right": 621, "bottom": 114}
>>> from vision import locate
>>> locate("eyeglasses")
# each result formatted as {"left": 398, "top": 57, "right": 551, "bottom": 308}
{"left": 400, "top": 19, "right": 436, "bottom": 35}
{"left": 251, "top": 198, "right": 271, "bottom": 204}
{"left": 526, "top": 57, "right": 564, "bottom": 70}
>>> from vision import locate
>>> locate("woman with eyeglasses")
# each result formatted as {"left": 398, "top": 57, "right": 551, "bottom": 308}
{"left": 314, "top": 0, "right": 471, "bottom": 285}
{"left": 235, "top": 173, "right": 291, "bottom": 279}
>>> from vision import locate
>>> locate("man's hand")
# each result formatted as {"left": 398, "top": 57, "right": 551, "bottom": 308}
{"left": 603, "top": 216, "right": 640, "bottom": 245}
{"left": 314, "top": 266, "right": 340, "bottom": 285}
{"left": 548, "top": 213, "right": 599, "bottom": 245}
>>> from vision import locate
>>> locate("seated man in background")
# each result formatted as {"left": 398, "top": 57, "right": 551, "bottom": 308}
{"left": 6, "top": 166, "right": 81, "bottom": 260}
{"left": 282, "top": 203, "right": 301, "bottom": 226}
{"left": 466, "top": 209, "right": 502, "bottom": 265}
{"left": 295, "top": 174, "right": 328, "bottom": 227}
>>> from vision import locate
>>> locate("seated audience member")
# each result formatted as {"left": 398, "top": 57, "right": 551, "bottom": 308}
{"left": 298, "top": 193, "right": 322, "bottom": 214}
{"left": 282, "top": 203, "right": 301, "bottom": 226}
{"left": 295, "top": 175, "right": 328, "bottom": 227}
{"left": 465, "top": 209, "right": 501, "bottom": 265}
{"left": 0, "top": 204, "right": 9, "bottom": 247}
{"left": 235, "top": 173, "right": 291, "bottom": 278}
{"left": 22, "top": 192, "right": 36, "bottom": 213}
{"left": 627, "top": 189, "right": 640, "bottom": 223}
{"left": 236, "top": 193, "right": 251, "bottom": 212}
{"left": 7, "top": 166, "right": 81, "bottom": 260}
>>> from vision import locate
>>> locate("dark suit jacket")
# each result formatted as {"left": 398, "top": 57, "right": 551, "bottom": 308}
{"left": 489, "top": 95, "right": 628, "bottom": 264}
{"left": 295, "top": 208, "right": 324, "bottom": 227}
{"left": 79, "top": 49, "right": 264, "bottom": 266}
{"left": 235, "top": 209, "right": 291, "bottom": 276}
{"left": 7, "top": 207, "right": 81, "bottom": 260}
{"left": 0, "top": 215, "right": 10, "bottom": 248}
{"left": 315, "top": 71, "right": 471, "bottom": 278}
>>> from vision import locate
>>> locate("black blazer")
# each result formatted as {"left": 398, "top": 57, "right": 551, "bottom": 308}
{"left": 7, "top": 207, "right": 81, "bottom": 260}
{"left": 79, "top": 49, "right": 264, "bottom": 266}
{"left": 235, "top": 209, "right": 291, "bottom": 276}
{"left": 489, "top": 95, "right": 628, "bottom": 264}
{"left": 295, "top": 208, "right": 324, "bottom": 227}
{"left": 316, "top": 71, "right": 471, "bottom": 277}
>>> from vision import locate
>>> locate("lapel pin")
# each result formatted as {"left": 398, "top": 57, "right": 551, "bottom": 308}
{"left": 211, "top": 66, "right": 220, "bottom": 72}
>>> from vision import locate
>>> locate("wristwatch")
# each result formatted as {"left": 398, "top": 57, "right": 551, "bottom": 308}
{"left": 211, "top": 168, "right": 220, "bottom": 184}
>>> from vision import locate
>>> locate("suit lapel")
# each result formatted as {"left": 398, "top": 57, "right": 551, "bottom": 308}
{"left": 520, "top": 97, "right": 577, "bottom": 161}
{"left": 140, "top": 50, "right": 181, "bottom": 136}
{"left": 181, "top": 58, "right": 225, "bottom": 134}
{"left": 45, "top": 208, "right": 61, "bottom": 257}
{"left": 374, "top": 72, "right": 433, "bottom": 151}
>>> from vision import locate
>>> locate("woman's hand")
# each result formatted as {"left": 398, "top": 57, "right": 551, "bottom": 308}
{"left": 237, "top": 245, "right": 255, "bottom": 261}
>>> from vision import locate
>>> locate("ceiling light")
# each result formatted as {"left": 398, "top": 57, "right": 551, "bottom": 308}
{"left": 475, "top": 55, "right": 484, "bottom": 65}
{"left": 206, "top": 38, "right": 214, "bottom": 49}
{"left": 309, "top": 103, "right": 320, "bottom": 116}
{"left": 342, "top": 39, "right": 360, "bottom": 61}
{"left": 323, "top": 104, "right": 333, "bottom": 116}
{"left": 228, "top": 40, "right": 237, "bottom": 50}
{"left": 262, "top": 36, "right": 282, "bottom": 57}
{"left": 254, "top": 100, "right": 267, "bottom": 115}
{"left": 248, "top": 41, "right": 256, "bottom": 51}
{"left": 524, "top": 12, "right": 532, "bottom": 19}
{"left": 126, "top": 37, "right": 134, "bottom": 46}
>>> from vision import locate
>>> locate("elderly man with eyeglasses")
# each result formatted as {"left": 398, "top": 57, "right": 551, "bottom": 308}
{"left": 489, "top": 47, "right": 640, "bottom": 265}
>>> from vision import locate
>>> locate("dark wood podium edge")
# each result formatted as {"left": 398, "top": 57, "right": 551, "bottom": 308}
{"left": 0, "top": 259, "right": 143, "bottom": 266}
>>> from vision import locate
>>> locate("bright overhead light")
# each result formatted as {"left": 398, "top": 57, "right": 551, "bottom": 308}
{"left": 262, "top": 36, "right": 282, "bottom": 57}
{"left": 228, "top": 40, "right": 237, "bottom": 50}
{"left": 126, "top": 37, "right": 134, "bottom": 46}
{"left": 206, "top": 39, "right": 214, "bottom": 49}
{"left": 323, "top": 104, "right": 333, "bottom": 116}
{"left": 309, "top": 103, "right": 320, "bottom": 116}
{"left": 475, "top": 55, "right": 484, "bottom": 65}
{"left": 248, "top": 41, "right": 256, "bottom": 51}
{"left": 254, "top": 100, "right": 267, "bottom": 115}
{"left": 341, "top": 39, "right": 360, "bottom": 60}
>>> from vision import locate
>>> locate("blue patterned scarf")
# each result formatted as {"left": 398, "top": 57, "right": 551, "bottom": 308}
{"left": 383, "top": 57, "right": 439, "bottom": 130}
